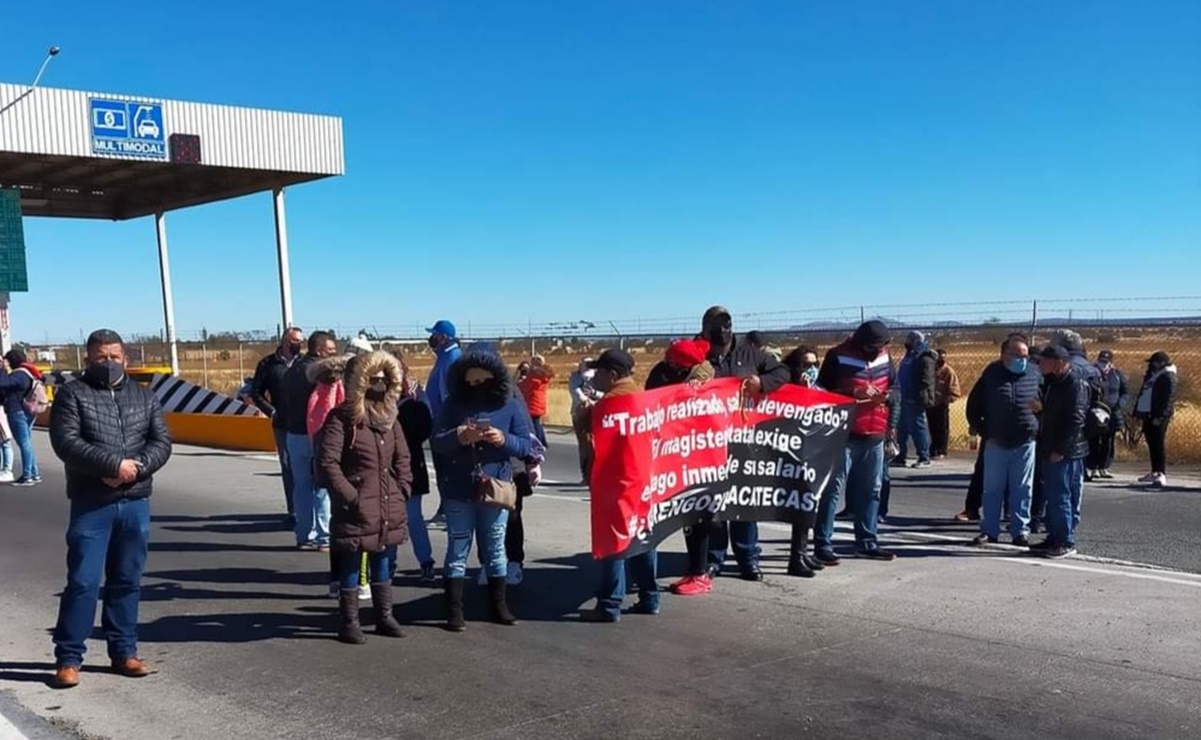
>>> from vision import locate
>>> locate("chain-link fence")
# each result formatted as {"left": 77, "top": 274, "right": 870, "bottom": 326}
{"left": 23, "top": 322, "right": 1201, "bottom": 463}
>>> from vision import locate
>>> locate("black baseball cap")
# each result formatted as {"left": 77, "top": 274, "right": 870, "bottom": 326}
{"left": 1040, "top": 345, "right": 1070, "bottom": 361}
{"left": 1097, "top": 350, "right": 1114, "bottom": 362}
{"left": 588, "top": 349, "right": 635, "bottom": 376}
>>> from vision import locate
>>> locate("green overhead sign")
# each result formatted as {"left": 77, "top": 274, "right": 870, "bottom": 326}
{"left": 0, "top": 190, "right": 29, "bottom": 292}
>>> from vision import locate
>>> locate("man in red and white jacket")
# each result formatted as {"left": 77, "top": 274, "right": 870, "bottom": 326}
{"left": 811, "top": 320, "right": 898, "bottom": 564}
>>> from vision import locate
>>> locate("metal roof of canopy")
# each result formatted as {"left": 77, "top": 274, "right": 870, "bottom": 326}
{"left": 0, "top": 81, "right": 345, "bottom": 370}
{"left": 0, "top": 82, "right": 344, "bottom": 219}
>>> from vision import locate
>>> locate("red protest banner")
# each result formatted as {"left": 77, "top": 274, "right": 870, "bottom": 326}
{"left": 589, "top": 377, "right": 854, "bottom": 559}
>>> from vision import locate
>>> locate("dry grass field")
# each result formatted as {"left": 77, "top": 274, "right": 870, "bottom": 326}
{"left": 40, "top": 327, "right": 1200, "bottom": 462}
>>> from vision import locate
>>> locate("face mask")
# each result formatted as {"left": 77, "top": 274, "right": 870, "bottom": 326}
{"left": 802, "top": 366, "right": 819, "bottom": 385}
{"left": 87, "top": 360, "right": 125, "bottom": 388}
{"left": 428, "top": 336, "right": 441, "bottom": 350}
{"left": 286, "top": 343, "right": 302, "bottom": 357}
{"left": 465, "top": 380, "right": 501, "bottom": 404}
{"left": 1098, "top": 361, "right": 1111, "bottom": 372}
{"left": 705, "top": 323, "right": 732, "bottom": 348}
{"left": 1005, "top": 358, "right": 1028, "bottom": 374}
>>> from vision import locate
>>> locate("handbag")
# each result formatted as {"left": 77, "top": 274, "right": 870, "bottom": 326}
{"left": 472, "top": 446, "right": 517, "bottom": 511}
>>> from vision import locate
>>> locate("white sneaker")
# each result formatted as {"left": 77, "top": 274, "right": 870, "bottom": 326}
{"left": 506, "top": 562, "right": 524, "bottom": 586}
{"left": 357, "top": 583, "right": 372, "bottom": 602}
{"left": 328, "top": 582, "right": 339, "bottom": 599}
{"left": 0, "top": 471, "right": 13, "bottom": 483}
{"left": 1138, "top": 471, "right": 1158, "bottom": 483}
{"left": 476, "top": 568, "right": 488, "bottom": 586}
{"left": 1151, "top": 474, "right": 1167, "bottom": 489}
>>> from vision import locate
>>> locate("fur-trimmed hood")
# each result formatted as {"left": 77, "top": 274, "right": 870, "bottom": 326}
{"left": 342, "top": 351, "right": 404, "bottom": 429}
{"left": 447, "top": 350, "right": 513, "bottom": 407}
{"left": 306, "top": 354, "right": 350, "bottom": 385}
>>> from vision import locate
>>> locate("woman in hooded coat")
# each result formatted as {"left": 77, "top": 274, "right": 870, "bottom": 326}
{"left": 317, "top": 351, "right": 414, "bottom": 644}
{"left": 431, "top": 350, "right": 532, "bottom": 631}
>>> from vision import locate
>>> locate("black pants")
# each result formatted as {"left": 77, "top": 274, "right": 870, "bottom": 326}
{"left": 929, "top": 404, "right": 951, "bottom": 458}
{"left": 964, "top": 441, "right": 986, "bottom": 515}
{"left": 506, "top": 491, "right": 526, "bottom": 564}
{"left": 788, "top": 524, "right": 809, "bottom": 562}
{"left": 1087, "top": 432, "right": 1116, "bottom": 471}
{"left": 1144, "top": 420, "right": 1169, "bottom": 474}
{"left": 685, "top": 526, "right": 709, "bottom": 575}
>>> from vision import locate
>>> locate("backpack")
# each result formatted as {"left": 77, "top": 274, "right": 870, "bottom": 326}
{"left": 18, "top": 369, "right": 50, "bottom": 415}
{"left": 1084, "top": 376, "right": 1110, "bottom": 439}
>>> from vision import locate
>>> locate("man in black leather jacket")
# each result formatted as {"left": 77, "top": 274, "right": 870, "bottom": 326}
{"left": 1034, "top": 344, "right": 1090, "bottom": 559}
{"left": 47, "top": 329, "right": 172, "bottom": 689}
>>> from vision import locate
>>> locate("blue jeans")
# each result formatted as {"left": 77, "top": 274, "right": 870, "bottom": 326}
{"left": 707, "top": 521, "right": 761, "bottom": 570}
{"left": 878, "top": 461, "right": 892, "bottom": 517}
{"left": 0, "top": 439, "right": 12, "bottom": 473}
{"left": 597, "top": 550, "right": 659, "bottom": 618}
{"left": 1043, "top": 457, "right": 1084, "bottom": 547}
{"left": 273, "top": 427, "right": 295, "bottom": 516}
{"left": 815, "top": 438, "right": 884, "bottom": 549}
{"left": 982, "top": 441, "right": 1036, "bottom": 539}
{"left": 898, "top": 400, "right": 931, "bottom": 463}
{"left": 9, "top": 410, "right": 38, "bottom": 480}
{"left": 337, "top": 547, "right": 395, "bottom": 589}
{"left": 443, "top": 498, "right": 508, "bottom": 579}
{"left": 286, "top": 433, "right": 330, "bottom": 546}
{"left": 406, "top": 495, "right": 434, "bottom": 567}
{"left": 53, "top": 497, "right": 151, "bottom": 667}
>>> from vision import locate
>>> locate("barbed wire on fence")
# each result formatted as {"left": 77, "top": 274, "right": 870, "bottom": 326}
{"left": 21, "top": 296, "right": 1201, "bottom": 346}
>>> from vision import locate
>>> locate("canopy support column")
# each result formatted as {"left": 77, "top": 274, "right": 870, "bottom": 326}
{"left": 155, "top": 212, "right": 180, "bottom": 376}
{"left": 273, "top": 188, "right": 294, "bottom": 333}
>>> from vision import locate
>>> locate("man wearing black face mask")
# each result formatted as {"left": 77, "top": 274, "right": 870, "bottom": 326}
{"left": 47, "top": 329, "right": 172, "bottom": 689}
{"left": 252, "top": 326, "right": 305, "bottom": 524}
{"left": 686, "top": 306, "right": 789, "bottom": 586}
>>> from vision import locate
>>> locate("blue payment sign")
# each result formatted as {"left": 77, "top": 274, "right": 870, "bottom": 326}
{"left": 90, "top": 98, "right": 167, "bottom": 160}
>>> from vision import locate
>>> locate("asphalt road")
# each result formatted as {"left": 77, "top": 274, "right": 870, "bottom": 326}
{"left": 1, "top": 431, "right": 1199, "bottom": 740}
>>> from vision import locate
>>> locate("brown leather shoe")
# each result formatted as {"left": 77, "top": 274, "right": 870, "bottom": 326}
{"left": 53, "top": 665, "right": 80, "bottom": 689}
{"left": 111, "top": 657, "right": 155, "bottom": 678}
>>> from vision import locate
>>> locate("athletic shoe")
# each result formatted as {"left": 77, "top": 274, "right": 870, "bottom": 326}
{"left": 506, "top": 562, "right": 524, "bottom": 586}
{"left": 419, "top": 563, "right": 437, "bottom": 584}
{"left": 1098, "top": 469, "right": 1115, "bottom": 480}
{"left": 738, "top": 563, "right": 764, "bottom": 582}
{"left": 32, "top": 475, "right": 42, "bottom": 483}
{"left": 0, "top": 471, "right": 13, "bottom": 483}
{"left": 579, "top": 608, "right": 619, "bottom": 623}
{"left": 297, "top": 542, "right": 319, "bottom": 551}
{"left": 629, "top": 599, "right": 661, "bottom": 616}
{"left": 13, "top": 477, "right": 37, "bottom": 487}
{"left": 1084, "top": 470, "right": 1096, "bottom": 482}
{"left": 912, "top": 460, "right": 932, "bottom": 469}
{"left": 1151, "top": 474, "right": 1167, "bottom": 489}
{"left": 670, "top": 575, "right": 713, "bottom": 596}
{"left": 1044, "top": 545, "right": 1077, "bottom": 559}
{"left": 801, "top": 555, "right": 826, "bottom": 571}
{"left": 1138, "top": 471, "right": 1158, "bottom": 483}
{"left": 970, "top": 534, "right": 999, "bottom": 547}
{"left": 1012, "top": 536, "right": 1031, "bottom": 548}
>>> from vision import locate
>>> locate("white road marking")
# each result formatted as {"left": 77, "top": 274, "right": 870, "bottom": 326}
{"left": 997, "top": 558, "right": 1201, "bottom": 588}
{"left": 0, "top": 712, "right": 30, "bottom": 740}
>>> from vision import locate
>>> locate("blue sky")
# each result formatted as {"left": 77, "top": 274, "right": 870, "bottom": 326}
{"left": 3, "top": 0, "right": 1199, "bottom": 343}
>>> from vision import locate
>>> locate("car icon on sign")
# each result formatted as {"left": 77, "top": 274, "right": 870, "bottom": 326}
{"left": 136, "top": 118, "right": 160, "bottom": 139}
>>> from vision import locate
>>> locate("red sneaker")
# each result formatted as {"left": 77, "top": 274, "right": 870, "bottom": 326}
{"left": 672, "top": 575, "right": 713, "bottom": 596}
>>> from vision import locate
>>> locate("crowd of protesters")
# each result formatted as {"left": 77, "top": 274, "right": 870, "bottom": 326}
{"left": 31, "top": 314, "right": 1183, "bottom": 686}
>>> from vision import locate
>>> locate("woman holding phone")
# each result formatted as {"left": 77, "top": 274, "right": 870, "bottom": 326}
{"left": 431, "top": 350, "right": 533, "bottom": 631}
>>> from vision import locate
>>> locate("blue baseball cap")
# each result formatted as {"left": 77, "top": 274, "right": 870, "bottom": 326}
{"left": 426, "top": 320, "right": 457, "bottom": 338}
